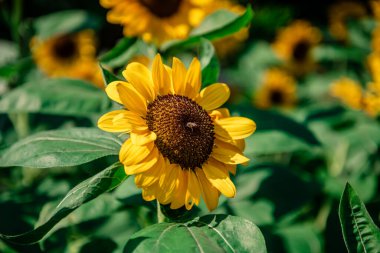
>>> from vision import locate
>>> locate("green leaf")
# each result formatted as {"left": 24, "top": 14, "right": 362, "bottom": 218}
{"left": 0, "top": 57, "right": 34, "bottom": 80}
{"left": 99, "top": 64, "right": 121, "bottom": 84}
{"left": 99, "top": 38, "right": 157, "bottom": 69}
{"left": 339, "top": 183, "right": 380, "bottom": 253}
{"left": 161, "top": 5, "right": 253, "bottom": 51}
{"left": 33, "top": 10, "right": 101, "bottom": 39}
{"left": 0, "top": 78, "right": 111, "bottom": 116}
{"left": 0, "top": 127, "right": 122, "bottom": 168}
{"left": 0, "top": 162, "right": 127, "bottom": 245}
{"left": 199, "top": 39, "right": 220, "bottom": 86}
{"left": 124, "top": 214, "right": 267, "bottom": 253}
{"left": 232, "top": 106, "right": 320, "bottom": 155}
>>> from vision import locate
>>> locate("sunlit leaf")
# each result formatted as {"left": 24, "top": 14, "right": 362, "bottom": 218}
{"left": 199, "top": 39, "right": 219, "bottom": 86}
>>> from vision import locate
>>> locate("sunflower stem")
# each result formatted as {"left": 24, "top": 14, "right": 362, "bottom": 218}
{"left": 157, "top": 201, "right": 166, "bottom": 223}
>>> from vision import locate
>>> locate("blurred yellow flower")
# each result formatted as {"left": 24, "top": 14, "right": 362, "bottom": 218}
{"left": 330, "top": 77, "right": 363, "bottom": 110}
{"left": 100, "top": 0, "right": 213, "bottom": 45}
{"left": 206, "top": 1, "right": 249, "bottom": 59}
{"left": 367, "top": 53, "right": 380, "bottom": 82}
{"left": 30, "top": 30, "right": 103, "bottom": 88}
{"left": 370, "top": 0, "right": 380, "bottom": 20}
{"left": 371, "top": 26, "right": 380, "bottom": 54}
{"left": 254, "top": 68, "right": 297, "bottom": 109}
{"left": 363, "top": 91, "right": 380, "bottom": 116}
{"left": 328, "top": 1, "right": 367, "bottom": 42}
{"left": 272, "top": 20, "right": 321, "bottom": 75}
{"left": 98, "top": 54, "right": 256, "bottom": 211}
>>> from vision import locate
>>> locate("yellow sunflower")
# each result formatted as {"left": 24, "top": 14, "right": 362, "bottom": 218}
{"left": 367, "top": 53, "right": 380, "bottom": 82}
{"left": 328, "top": 1, "right": 367, "bottom": 42}
{"left": 206, "top": 1, "right": 249, "bottom": 59}
{"left": 30, "top": 30, "right": 103, "bottom": 88}
{"left": 363, "top": 91, "right": 380, "bottom": 116}
{"left": 98, "top": 54, "right": 256, "bottom": 211}
{"left": 254, "top": 68, "right": 297, "bottom": 109}
{"left": 100, "top": 0, "right": 212, "bottom": 45}
{"left": 272, "top": 20, "right": 321, "bottom": 75}
{"left": 330, "top": 77, "right": 363, "bottom": 110}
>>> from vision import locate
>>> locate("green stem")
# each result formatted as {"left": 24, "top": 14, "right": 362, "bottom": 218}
{"left": 157, "top": 201, "right": 166, "bottom": 223}
{"left": 8, "top": 113, "right": 30, "bottom": 139}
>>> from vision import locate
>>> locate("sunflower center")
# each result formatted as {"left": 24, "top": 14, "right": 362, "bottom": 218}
{"left": 139, "top": 0, "right": 182, "bottom": 18}
{"left": 292, "top": 41, "right": 310, "bottom": 62}
{"left": 52, "top": 36, "right": 78, "bottom": 60}
{"left": 270, "top": 90, "right": 285, "bottom": 105}
{"left": 146, "top": 94, "right": 215, "bottom": 170}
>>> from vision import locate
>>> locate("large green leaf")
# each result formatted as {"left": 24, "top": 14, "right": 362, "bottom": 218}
{"left": 199, "top": 39, "right": 220, "bottom": 86}
{"left": 0, "top": 162, "right": 127, "bottom": 245}
{"left": 33, "top": 10, "right": 101, "bottom": 39}
{"left": 161, "top": 6, "right": 253, "bottom": 51}
{"left": 124, "top": 214, "right": 267, "bottom": 253}
{"left": 0, "top": 78, "right": 111, "bottom": 116}
{"left": 99, "top": 38, "right": 156, "bottom": 69}
{"left": 339, "top": 183, "right": 380, "bottom": 253}
{"left": 0, "top": 128, "right": 122, "bottom": 168}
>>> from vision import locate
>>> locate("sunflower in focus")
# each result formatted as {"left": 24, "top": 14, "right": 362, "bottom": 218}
{"left": 330, "top": 77, "right": 363, "bottom": 110}
{"left": 328, "top": 1, "right": 367, "bottom": 42}
{"left": 100, "top": 0, "right": 212, "bottom": 45}
{"left": 254, "top": 68, "right": 297, "bottom": 109}
{"left": 30, "top": 30, "right": 103, "bottom": 88}
{"left": 206, "top": 1, "right": 249, "bottom": 59}
{"left": 98, "top": 54, "right": 256, "bottom": 211}
{"left": 272, "top": 20, "right": 321, "bottom": 75}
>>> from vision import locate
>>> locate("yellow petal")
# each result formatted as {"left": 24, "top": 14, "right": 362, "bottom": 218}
{"left": 157, "top": 164, "right": 181, "bottom": 204}
{"left": 119, "top": 139, "right": 154, "bottom": 165}
{"left": 124, "top": 146, "right": 159, "bottom": 175}
{"left": 97, "top": 110, "right": 132, "bottom": 132}
{"left": 186, "top": 170, "right": 201, "bottom": 209}
{"left": 117, "top": 82, "right": 147, "bottom": 116}
{"left": 202, "top": 159, "right": 236, "bottom": 198}
{"left": 170, "top": 170, "right": 188, "bottom": 209}
{"left": 211, "top": 139, "right": 250, "bottom": 165}
{"left": 196, "top": 83, "right": 230, "bottom": 111}
{"left": 195, "top": 168, "right": 219, "bottom": 211}
{"left": 135, "top": 155, "right": 164, "bottom": 188}
{"left": 130, "top": 131, "right": 156, "bottom": 145}
{"left": 185, "top": 57, "right": 201, "bottom": 98}
{"left": 209, "top": 108, "right": 231, "bottom": 120}
{"left": 172, "top": 57, "right": 187, "bottom": 95}
{"left": 152, "top": 54, "right": 172, "bottom": 94}
{"left": 215, "top": 117, "right": 256, "bottom": 140}
{"left": 122, "top": 62, "right": 156, "bottom": 102}
{"left": 105, "top": 81, "right": 124, "bottom": 104}
{"left": 142, "top": 185, "right": 157, "bottom": 201}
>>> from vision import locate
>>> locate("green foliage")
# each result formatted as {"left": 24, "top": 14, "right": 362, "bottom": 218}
{"left": 339, "top": 183, "right": 380, "bottom": 253}
{"left": 0, "top": 162, "right": 126, "bottom": 245}
{"left": 124, "top": 214, "right": 267, "bottom": 253}
{"left": 0, "top": 78, "right": 112, "bottom": 116}
{"left": 0, "top": 128, "right": 121, "bottom": 168}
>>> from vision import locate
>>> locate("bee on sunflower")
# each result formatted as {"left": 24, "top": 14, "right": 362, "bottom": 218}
{"left": 254, "top": 68, "right": 297, "bottom": 109}
{"left": 30, "top": 30, "right": 103, "bottom": 88}
{"left": 98, "top": 54, "right": 256, "bottom": 211}
{"left": 272, "top": 20, "right": 321, "bottom": 76}
{"left": 100, "top": 0, "right": 213, "bottom": 45}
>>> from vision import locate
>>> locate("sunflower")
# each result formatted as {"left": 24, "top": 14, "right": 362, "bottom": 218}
{"left": 367, "top": 53, "right": 380, "bottom": 82}
{"left": 98, "top": 54, "right": 256, "bottom": 211}
{"left": 205, "top": 1, "right": 249, "bottom": 59}
{"left": 100, "top": 0, "right": 213, "bottom": 45}
{"left": 328, "top": 1, "right": 367, "bottom": 42}
{"left": 254, "top": 68, "right": 297, "bottom": 109}
{"left": 363, "top": 91, "right": 380, "bottom": 116}
{"left": 330, "top": 77, "right": 363, "bottom": 110}
{"left": 30, "top": 30, "right": 103, "bottom": 88}
{"left": 272, "top": 20, "right": 321, "bottom": 75}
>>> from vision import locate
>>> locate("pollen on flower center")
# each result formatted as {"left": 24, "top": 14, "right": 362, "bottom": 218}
{"left": 292, "top": 41, "right": 310, "bottom": 62}
{"left": 52, "top": 36, "right": 78, "bottom": 60}
{"left": 146, "top": 94, "right": 215, "bottom": 170}
{"left": 139, "top": 0, "right": 182, "bottom": 18}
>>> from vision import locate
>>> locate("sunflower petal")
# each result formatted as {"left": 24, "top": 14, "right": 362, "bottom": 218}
{"left": 157, "top": 164, "right": 180, "bottom": 204}
{"left": 130, "top": 130, "right": 157, "bottom": 145}
{"left": 117, "top": 82, "right": 147, "bottom": 116}
{"left": 142, "top": 185, "right": 157, "bottom": 201}
{"left": 152, "top": 54, "right": 172, "bottom": 94}
{"left": 170, "top": 170, "right": 188, "bottom": 209}
{"left": 212, "top": 139, "right": 250, "bottom": 165}
{"left": 215, "top": 117, "right": 256, "bottom": 140}
{"left": 105, "top": 81, "right": 124, "bottom": 104}
{"left": 123, "top": 62, "right": 156, "bottom": 101}
{"left": 203, "top": 159, "right": 236, "bottom": 198}
{"left": 97, "top": 110, "right": 132, "bottom": 132}
{"left": 172, "top": 57, "right": 187, "bottom": 95}
{"left": 196, "top": 83, "right": 230, "bottom": 111}
{"left": 186, "top": 170, "right": 201, "bottom": 209}
{"left": 124, "top": 146, "right": 159, "bottom": 175}
{"left": 185, "top": 57, "right": 201, "bottom": 98}
{"left": 119, "top": 139, "right": 154, "bottom": 165}
{"left": 135, "top": 155, "right": 165, "bottom": 188}
{"left": 195, "top": 168, "right": 219, "bottom": 211}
